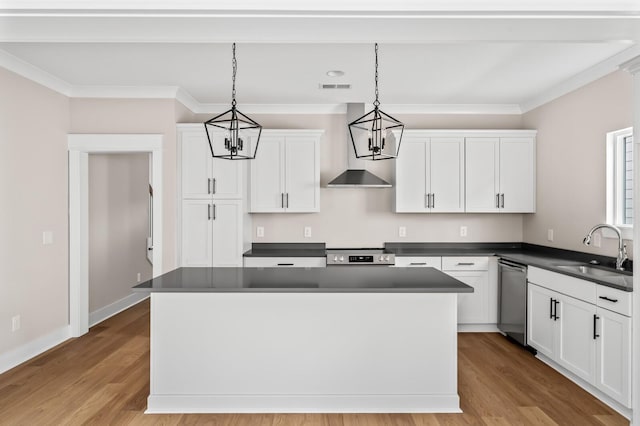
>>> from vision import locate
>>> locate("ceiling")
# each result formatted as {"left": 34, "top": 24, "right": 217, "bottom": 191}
{"left": 1, "top": 1, "right": 640, "bottom": 113}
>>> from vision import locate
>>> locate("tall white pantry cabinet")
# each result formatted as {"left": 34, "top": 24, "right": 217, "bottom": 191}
{"left": 178, "top": 124, "right": 244, "bottom": 267}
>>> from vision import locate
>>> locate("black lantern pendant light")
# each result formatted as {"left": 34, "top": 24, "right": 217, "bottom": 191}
{"left": 204, "top": 43, "right": 262, "bottom": 160}
{"left": 348, "top": 43, "right": 404, "bottom": 160}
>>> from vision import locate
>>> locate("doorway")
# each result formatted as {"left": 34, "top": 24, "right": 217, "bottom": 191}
{"left": 68, "top": 134, "right": 163, "bottom": 337}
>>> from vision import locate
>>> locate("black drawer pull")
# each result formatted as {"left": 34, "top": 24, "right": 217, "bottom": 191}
{"left": 457, "top": 262, "right": 475, "bottom": 266}
{"left": 599, "top": 296, "right": 618, "bottom": 303}
{"left": 277, "top": 263, "right": 294, "bottom": 266}
{"left": 410, "top": 262, "right": 427, "bottom": 265}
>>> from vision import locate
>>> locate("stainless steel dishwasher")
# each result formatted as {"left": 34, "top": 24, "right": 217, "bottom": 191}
{"left": 498, "top": 259, "right": 528, "bottom": 346}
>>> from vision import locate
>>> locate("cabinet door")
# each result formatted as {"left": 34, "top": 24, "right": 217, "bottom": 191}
{"left": 285, "top": 137, "right": 319, "bottom": 212}
{"left": 499, "top": 137, "right": 535, "bottom": 213}
{"left": 181, "top": 200, "right": 213, "bottom": 267}
{"left": 555, "top": 294, "right": 597, "bottom": 384}
{"left": 211, "top": 200, "right": 243, "bottom": 267}
{"left": 181, "top": 129, "right": 213, "bottom": 199}
{"left": 250, "top": 136, "right": 285, "bottom": 212}
{"left": 430, "top": 138, "right": 464, "bottom": 212}
{"left": 527, "top": 283, "right": 555, "bottom": 358}
{"left": 596, "top": 307, "right": 631, "bottom": 407}
{"left": 211, "top": 157, "right": 243, "bottom": 199}
{"left": 448, "top": 271, "right": 489, "bottom": 324}
{"left": 465, "top": 138, "right": 499, "bottom": 212}
{"left": 394, "top": 138, "right": 428, "bottom": 212}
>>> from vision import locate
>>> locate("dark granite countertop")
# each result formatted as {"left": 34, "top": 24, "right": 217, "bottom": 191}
{"left": 243, "top": 242, "right": 327, "bottom": 258}
{"left": 133, "top": 266, "right": 474, "bottom": 293}
{"left": 385, "top": 242, "right": 633, "bottom": 292}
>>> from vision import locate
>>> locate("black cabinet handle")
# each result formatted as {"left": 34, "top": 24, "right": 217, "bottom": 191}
{"left": 593, "top": 315, "right": 600, "bottom": 339}
{"left": 599, "top": 296, "right": 618, "bottom": 303}
{"left": 554, "top": 300, "right": 560, "bottom": 320}
{"left": 457, "top": 262, "right": 475, "bottom": 266}
{"left": 549, "top": 298, "right": 554, "bottom": 319}
{"left": 410, "top": 262, "right": 427, "bottom": 265}
{"left": 277, "top": 263, "right": 294, "bottom": 266}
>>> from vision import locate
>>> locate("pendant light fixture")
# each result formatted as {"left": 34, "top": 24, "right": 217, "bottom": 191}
{"left": 348, "top": 43, "right": 404, "bottom": 160}
{"left": 204, "top": 43, "right": 262, "bottom": 160}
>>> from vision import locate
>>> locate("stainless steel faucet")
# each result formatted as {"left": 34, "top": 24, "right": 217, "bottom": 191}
{"left": 583, "top": 224, "right": 628, "bottom": 271}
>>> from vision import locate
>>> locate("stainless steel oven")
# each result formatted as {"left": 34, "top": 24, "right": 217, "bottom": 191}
{"left": 498, "top": 259, "right": 528, "bottom": 346}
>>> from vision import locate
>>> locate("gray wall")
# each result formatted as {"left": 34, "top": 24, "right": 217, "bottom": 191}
{"left": 522, "top": 70, "right": 634, "bottom": 258}
{"left": 88, "top": 153, "right": 152, "bottom": 313}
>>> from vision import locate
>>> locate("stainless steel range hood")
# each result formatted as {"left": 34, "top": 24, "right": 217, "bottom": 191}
{"left": 327, "top": 103, "right": 392, "bottom": 188}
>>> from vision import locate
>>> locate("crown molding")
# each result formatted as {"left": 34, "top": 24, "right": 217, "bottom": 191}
{"left": 620, "top": 55, "right": 640, "bottom": 75}
{"left": 0, "top": 48, "right": 72, "bottom": 95}
{"left": 520, "top": 43, "right": 640, "bottom": 113}
{"left": 380, "top": 103, "right": 522, "bottom": 115}
{"left": 70, "top": 85, "right": 180, "bottom": 99}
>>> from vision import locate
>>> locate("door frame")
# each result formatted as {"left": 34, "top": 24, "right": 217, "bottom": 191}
{"left": 68, "top": 134, "right": 163, "bottom": 337}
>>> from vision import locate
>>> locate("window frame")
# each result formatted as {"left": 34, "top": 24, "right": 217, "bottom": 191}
{"left": 606, "top": 127, "right": 633, "bottom": 240}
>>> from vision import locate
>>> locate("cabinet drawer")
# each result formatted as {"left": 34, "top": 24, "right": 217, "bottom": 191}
{"left": 442, "top": 257, "right": 488, "bottom": 271}
{"left": 394, "top": 257, "right": 442, "bottom": 269}
{"left": 528, "top": 267, "right": 596, "bottom": 304}
{"left": 596, "top": 286, "right": 632, "bottom": 317}
{"left": 244, "top": 257, "right": 326, "bottom": 268}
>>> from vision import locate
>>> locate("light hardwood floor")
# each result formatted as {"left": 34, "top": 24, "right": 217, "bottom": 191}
{"left": 0, "top": 299, "right": 630, "bottom": 425}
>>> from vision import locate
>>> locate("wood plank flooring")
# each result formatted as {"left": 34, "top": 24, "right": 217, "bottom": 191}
{"left": 0, "top": 300, "right": 629, "bottom": 425}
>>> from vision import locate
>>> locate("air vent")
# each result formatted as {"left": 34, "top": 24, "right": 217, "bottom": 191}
{"left": 319, "top": 83, "right": 351, "bottom": 90}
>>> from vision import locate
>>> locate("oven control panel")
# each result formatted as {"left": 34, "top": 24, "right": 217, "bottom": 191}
{"left": 326, "top": 252, "right": 395, "bottom": 266}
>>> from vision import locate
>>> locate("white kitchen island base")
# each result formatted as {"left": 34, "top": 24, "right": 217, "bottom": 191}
{"left": 146, "top": 291, "right": 461, "bottom": 414}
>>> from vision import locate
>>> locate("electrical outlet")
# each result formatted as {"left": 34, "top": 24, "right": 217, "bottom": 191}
{"left": 547, "top": 229, "right": 554, "bottom": 242}
{"left": 11, "top": 315, "right": 20, "bottom": 332}
{"left": 304, "top": 226, "right": 312, "bottom": 238}
{"left": 42, "top": 231, "right": 53, "bottom": 245}
{"left": 399, "top": 226, "right": 407, "bottom": 237}
{"left": 593, "top": 233, "right": 602, "bottom": 247}
{"left": 256, "top": 226, "right": 264, "bottom": 238}
{"left": 460, "top": 226, "right": 467, "bottom": 237}
{"left": 137, "top": 272, "right": 141, "bottom": 282}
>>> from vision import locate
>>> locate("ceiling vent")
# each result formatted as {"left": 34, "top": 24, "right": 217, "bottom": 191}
{"left": 319, "top": 83, "right": 351, "bottom": 90}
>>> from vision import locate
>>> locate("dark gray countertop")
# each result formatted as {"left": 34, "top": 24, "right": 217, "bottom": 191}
{"left": 385, "top": 242, "right": 633, "bottom": 292}
{"left": 243, "top": 242, "right": 327, "bottom": 258}
{"left": 133, "top": 266, "right": 474, "bottom": 293}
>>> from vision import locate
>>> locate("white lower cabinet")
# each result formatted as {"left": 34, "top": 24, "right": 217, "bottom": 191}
{"left": 527, "top": 268, "right": 631, "bottom": 408}
{"left": 181, "top": 199, "right": 243, "bottom": 267}
{"left": 395, "top": 256, "right": 492, "bottom": 325}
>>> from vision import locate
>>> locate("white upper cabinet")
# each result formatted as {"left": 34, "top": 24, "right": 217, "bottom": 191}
{"left": 395, "top": 134, "right": 464, "bottom": 213}
{"left": 178, "top": 124, "right": 243, "bottom": 200}
{"left": 395, "top": 130, "right": 535, "bottom": 213}
{"left": 249, "top": 130, "right": 323, "bottom": 213}
{"left": 466, "top": 135, "right": 536, "bottom": 213}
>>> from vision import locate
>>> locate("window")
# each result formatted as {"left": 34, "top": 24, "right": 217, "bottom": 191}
{"left": 606, "top": 127, "right": 633, "bottom": 239}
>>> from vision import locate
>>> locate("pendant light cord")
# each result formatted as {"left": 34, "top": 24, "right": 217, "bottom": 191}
{"left": 373, "top": 43, "right": 380, "bottom": 107}
{"left": 231, "top": 43, "right": 237, "bottom": 107}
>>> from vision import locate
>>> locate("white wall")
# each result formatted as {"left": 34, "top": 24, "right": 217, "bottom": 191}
{"left": 0, "top": 67, "right": 70, "bottom": 354}
{"left": 88, "top": 153, "right": 152, "bottom": 313}
{"left": 522, "top": 71, "right": 634, "bottom": 258}
{"left": 193, "top": 112, "right": 526, "bottom": 247}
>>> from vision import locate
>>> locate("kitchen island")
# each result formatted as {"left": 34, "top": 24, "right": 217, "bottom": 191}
{"left": 134, "top": 267, "right": 473, "bottom": 414}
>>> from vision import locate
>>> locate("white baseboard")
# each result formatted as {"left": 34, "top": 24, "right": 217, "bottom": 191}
{"left": 89, "top": 292, "right": 149, "bottom": 328}
{"left": 146, "top": 394, "right": 461, "bottom": 414}
{"left": 535, "top": 354, "right": 632, "bottom": 420}
{"left": 458, "top": 324, "right": 499, "bottom": 332}
{"left": 0, "top": 325, "right": 71, "bottom": 375}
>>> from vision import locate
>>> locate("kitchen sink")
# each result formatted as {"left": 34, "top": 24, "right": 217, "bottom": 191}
{"left": 554, "top": 264, "right": 620, "bottom": 277}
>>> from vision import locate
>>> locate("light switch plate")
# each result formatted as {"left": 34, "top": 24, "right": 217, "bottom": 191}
{"left": 398, "top": 226, "right": 407, "bottom": 237}
{"left": 460, "top": 226, "right": 467, "bottom": 237}
{"left": 304, "top": 227, "right": 312, "bottom": 238}
{"left": 547, "top": 229, "right": 554, "bottom": 242}
{"left": 256, "top": 226, "right": 264, "bottom": 238}
{"left": 42, "top": 231, "right": 53, "bottom": 245}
